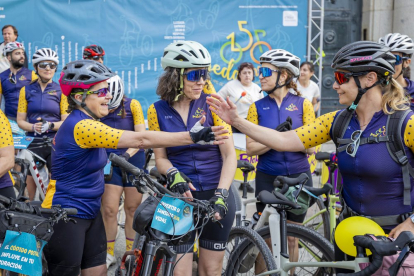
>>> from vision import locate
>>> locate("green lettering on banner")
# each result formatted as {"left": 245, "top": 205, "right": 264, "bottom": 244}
{"left": 0, "top": 230, "right": 46, "bottom": 276}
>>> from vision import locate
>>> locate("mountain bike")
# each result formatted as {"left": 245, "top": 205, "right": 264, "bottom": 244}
{"left": 110, "top": 153, "right": 275, "bottom": 276}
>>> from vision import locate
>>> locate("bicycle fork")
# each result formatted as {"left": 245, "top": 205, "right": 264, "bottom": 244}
{"left": 141, "top": 241, "right": 176, "bottom": 276}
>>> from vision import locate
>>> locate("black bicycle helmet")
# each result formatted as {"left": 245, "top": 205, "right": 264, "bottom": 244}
{"left": 83, "top": 45, "right": 105, "bottom": 59}
{"left": 332, "top": 41, "right": 395, "bottom": 77}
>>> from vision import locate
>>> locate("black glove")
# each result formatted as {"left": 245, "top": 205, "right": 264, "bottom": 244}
{"left": 275, "top": 116, "right": 292, "bottom": 132}
{"left": 166, "top": 168, "right": 191, "bottom": 194}
{"left": 189, "top": 120, "right": 215, "bottom": 145}
{"left": 209, "top": 194, "right": 228, "bottom": 220}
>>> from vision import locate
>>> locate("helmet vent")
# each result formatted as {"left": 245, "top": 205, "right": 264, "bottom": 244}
{"left": 181, "top": 49, "right": 192, "bottom": 56}
{"left": 79, "top": 75, "right": 91, "bottom": 81}
{"left": 176, "top": 43, "right": 183, "bottom": 46}
{"left": 75, "top": 63, "right": 84, "bottom": 69}
{"left": 199, "top": 50, "right": 206, "bottom": 59}
{"left": 66, "top": 73, "right": 75, "bottom": 80}
{"left": 189, "top": 50, "right": 198, "bottom": 58}
{"left": 163, "top": 51, "right": 168, "bottom": 57}
{"left": 174, "top": 54, "right": 189, "bottom": 61}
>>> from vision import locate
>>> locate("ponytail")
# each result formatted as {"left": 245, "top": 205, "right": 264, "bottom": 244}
{"left": 381, "top": 78, "right": 409, "bottom": 114}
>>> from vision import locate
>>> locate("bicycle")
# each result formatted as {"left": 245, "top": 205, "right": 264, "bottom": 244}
{"left": 0, "top": 194, "right": 77, "bottom": 276}
{"left": 11, "top": 136, "right": 52, "bottom": 201}
{"left": 110, "top": 153, "right": 275, "bottom": 276}
{"left": 225, "top": 173, "right": 335, "bottom": 276}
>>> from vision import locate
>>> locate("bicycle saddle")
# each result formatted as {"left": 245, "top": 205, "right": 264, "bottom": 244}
{"left": 257, "top": 190, "right": 301, "bottom": 209}
{"left": 149, "top": 167, "right": 167, "bottom": 183}
{"left": 273, "top": 173, "right": 309, "bottom": 188}
{"left": 237, "top": 160, "right": 255, "bottom": 173}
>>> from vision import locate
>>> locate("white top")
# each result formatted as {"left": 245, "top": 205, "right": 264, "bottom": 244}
{"left": 295, "top": 79, "right": 320, "bottom": 102}
{"left": 218, "top": 79, "right": 263, "bottom": 118}
{"left": 0, "top": 43, "right": 10, "bottom": 74}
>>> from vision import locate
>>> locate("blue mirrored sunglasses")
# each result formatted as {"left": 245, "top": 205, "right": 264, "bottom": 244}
{"left": 259, "top": 67, "right": 279, "bottom": 77}
{"left": 183, "top": 69, "right": 209, "bottom": 82}
{"left": 395, "top": 54, "right": 408, "bottom": 66}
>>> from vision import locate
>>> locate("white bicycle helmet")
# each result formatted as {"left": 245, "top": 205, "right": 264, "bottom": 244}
{"left": 260, "top": 49, "right": 301, "bottom": 77}
{"left": 379, "top": 33, "right": 414, "bottom": 56}
{"left": 32, "top": 48, "right": 59, "bottom": 66}
{"left": 161, "top": 41, "right": 211, "bottom": 69}
{"left": 3, "top": 41, "right": 24, "bottom": 57}
{"left": 107, "top": 75, "right": 124, "bottom": 110}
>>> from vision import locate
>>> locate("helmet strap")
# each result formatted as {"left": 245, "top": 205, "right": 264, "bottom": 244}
{"left": 262, "top": 72, "right": 292, "bottom": 95}
{"left": 394, "top": 66, "right": 405, "bottom": 80}
{"left": 70, "top": 91, "right": 100, "bottom": 120}
{"left": 348, "top": 76, "right": 381, "bottom": 111}
{"left": 174, "top": 68, "right": 185, "bottom": 101}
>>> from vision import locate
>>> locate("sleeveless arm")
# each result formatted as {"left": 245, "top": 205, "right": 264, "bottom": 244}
{"left": 294, "top": 111, "right": 338, "bottom": 148}
{"left": 130, "top": 99, "right": 145, "bottom": 126}
{"left": 74, "top": 119, "right": 125, "bottom": 149}
{"left": 147, "top": 104, "right": 160, "bottom": 131}
{"left": 302, "top": 99, "right": 316, "bottom": 125}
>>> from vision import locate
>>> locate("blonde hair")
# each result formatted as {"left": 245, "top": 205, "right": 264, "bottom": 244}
{"left": 381, "top": 78, "right": 410, "bottom": 114}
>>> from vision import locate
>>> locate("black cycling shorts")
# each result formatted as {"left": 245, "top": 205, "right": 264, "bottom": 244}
{"left": 28, "top": 143, "right": 52, "bottom": 173}
{"left": 43, "top": 213, "right": 107, "bottom": 276}
{"left": 0, "top": 186, "right": 16, "bottom": 199}
{"left": 174, "top": 188, "right": 236, "bottom": 253}
{"left": 255, "top": 170, "right": 313, "bottom": 223}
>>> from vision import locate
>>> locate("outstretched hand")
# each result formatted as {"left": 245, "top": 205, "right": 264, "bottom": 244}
{"left": 206, "top": 94, "right": 240, "bottom": 125}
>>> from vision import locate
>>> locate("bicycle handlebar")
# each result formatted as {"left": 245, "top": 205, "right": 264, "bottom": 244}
{"left": 315, "top": 152, "right": 331, "bottom": 161}
{"left": 273, "top": 173, "right": 309, "bottom": 194}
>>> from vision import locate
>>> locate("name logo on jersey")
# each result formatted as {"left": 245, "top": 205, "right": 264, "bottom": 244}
{"left": 263, "top": 107, "right": 270, "bottom": 110}
{"left": 370, "top": 126, "right": 386, "bottom": 137}
{"left": 47, "top": 90, "right": 57, "bottom": 95}
{"left": 286, "top": 104, "right": 298, "bottom": 111}
{"left": 192, "top": 107, "right": 206, "bottom": 119}
{"left": 18, "top": 75, "right": 27, "bottom": 81}
{"left": 164, "top": 115, "right": 173, "bottom": 119}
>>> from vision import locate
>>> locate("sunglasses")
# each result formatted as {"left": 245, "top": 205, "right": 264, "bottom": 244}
{"left": 395, "top": 54, "right": 408, "bottom": 66}
{"left": 183, "top": 69, "right": 209, "bottom": 82}
{"left": 334, "top": 71, "right": 369, "bottom": 85}
{"left": 346, "top": 130, "right": 363, "bottom": 157}
{"left": 259, "top": 67, "right": 279, "bottom": 78}
{"left": 73, "top": 87, "right": 109, "bottom": 97}
{"left": 92, "top": 56, "right": 104, "bottom": 61}
{"left": 9, "top": 73, "right": 16, "bottom": 84}
{"left": 38, "top": 62, "right": 57, "bottom": 70}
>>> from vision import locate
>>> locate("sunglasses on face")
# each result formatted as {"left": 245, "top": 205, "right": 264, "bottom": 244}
{"left": 346, "top": 130, "right": 363, "bottom": 157}
{"left": 334, "top": 71, "right": 369, "bottom": 85}
{"left": 38, "top": 62, "right": 57, "bottom": 70}
{"left": 259, "top": 67, "right": 279, "bottom": 78}
{"left": 92, "top": 56, "right": 104, "bottom": 61}
{"left": 183, "top": 69, "right": 209, "bottom": 82}
{"left": 394, "top": 54, "right": 408, "bottom": 66}
{"left": 73, "top": 87, "right": 109, "bottom": 97}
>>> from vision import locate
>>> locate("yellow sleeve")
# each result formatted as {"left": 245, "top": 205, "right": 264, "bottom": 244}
{"left": 0, "top": 80, "right": 2, "bottom": 97}
{"left": 203, "top": 79, "right": 216, "bottom": 95}
{"left": 31, "top": 71, "right": 38, "bottom": 82}
{"left": 246, "top": 103, "right": 258, "bottom": 125}
{"left": 295, "top": 111, "right": 339, "bottom": 149}
{"left": 403, "top": 115, "right": 414, "bottom": 152}
{"left": 130, "top": 99, "right": 145, "bottom": 125}
{"left": 147, "top": 104, "right": 160, "bottom": 131}
{"left": 212, "top": 111, "right": 232, "bottom": 136}
{"left": 74, "top": 119, "right": 124, "bottom": 149}
{"left": 0, "top": 110, "right": 13, "bottom": 148}
{"left": 303, "top": 99, "right": 316, "bottom": 125}
{"left": 17, "top": 86, "right": 27, "bottom": 113}
{"left": 60, "top": 94, "right": 69, "bottom": 115}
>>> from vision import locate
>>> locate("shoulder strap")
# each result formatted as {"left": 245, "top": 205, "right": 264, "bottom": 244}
{"left": 331, "top": 109, "right": 354, "bottom": 148}
{"left": 386, "top": 109, "right": 414, "bottom": 206}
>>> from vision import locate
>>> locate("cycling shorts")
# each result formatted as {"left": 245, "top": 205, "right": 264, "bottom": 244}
{"left": 43, "top": 213, "right": 106, "bottom": 276}
{"left": 0, "top": 186, "right": 16, "bottom": 199}
{"left": 28, "top": 143, "right": 52, "bottom": 173}
{"left": 174, "top": 188, "right": 236, "bottom": 253}
{"left": 106, "top": 151, "right": 146, "bottom": 187}
{"left": 255, "top": 170, "right": 313, "bottom": 223}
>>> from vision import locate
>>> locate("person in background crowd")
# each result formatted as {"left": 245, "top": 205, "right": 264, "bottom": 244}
{"left": 16, "top": 48, "right": 67, "bottom": 200}
{"left": 295, "top": 61, "right": 320, "bottom": 114}
{"left": 83, "top": 44, "right": 105, "bottom": 64}
{"left": 100, "top": 75, "right": 146, "bottom": 268}
{"left": 379, "top": 33, "right": 414, "bottom": 111}
{"left": 0, "top": 42, "right": 37, "bottom": 132}
{"left": 0, "top": 25, "right": 28, "bottom": 74}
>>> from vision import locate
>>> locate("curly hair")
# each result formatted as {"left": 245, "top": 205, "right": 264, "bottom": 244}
{"left": 156, "top": 67, "right": 210, "bottom": 105}
{"left": 279, "top": 68, "right": 302, "bottom": 97}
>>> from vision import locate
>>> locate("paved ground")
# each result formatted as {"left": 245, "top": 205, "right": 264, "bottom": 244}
{"left": 107, "top": 141, "right": 336, "bottom": 275}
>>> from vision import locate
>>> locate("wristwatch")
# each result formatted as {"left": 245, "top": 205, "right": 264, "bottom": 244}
{"left": 49, "top": 122, "right": 55, "bottom": 130}
{"left": 215, "top": 188, "right": 229, "bottom": 199}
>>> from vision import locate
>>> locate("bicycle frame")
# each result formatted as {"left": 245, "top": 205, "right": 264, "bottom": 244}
{"left": 16, "top": 148, "right": 48, "bottom": 200}
{"left": 253, "top": 205, "right": 367, "bottom": 275}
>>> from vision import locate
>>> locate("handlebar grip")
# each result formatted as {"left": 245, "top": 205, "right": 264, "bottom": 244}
{"left": 63, "top": 208, "right": 78, "bottom": 216}
{"left": 315, "top": 152, "right": 331, "bottom": 161}
{"left": 109, "top": 153, "right": 141, "bottom": 176}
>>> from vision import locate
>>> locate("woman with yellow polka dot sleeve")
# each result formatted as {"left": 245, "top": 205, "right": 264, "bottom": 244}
{"left": 148, "top": 41, "right": 236, "bottom": 276}
{"left": 40, "top": 60, "right": 228, "bottom": 276}
{"left": 99, "top": 75, "right": 147, "bottom": 268}
{"left": 0, "top": 109, "right": 15, "bottom": 199}
{"left": 209, "top": 41, "right": 414, "bottom": 269}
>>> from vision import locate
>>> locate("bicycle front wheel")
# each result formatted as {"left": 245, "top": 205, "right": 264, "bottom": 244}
{"left": 223, "top": 226, "right": 277, "bottom": 276}
{"left": 303, "top": 196, "right": 331, "bottom": 240}
{"left": 257, "top": 223, "right": 335, "bottom": 276}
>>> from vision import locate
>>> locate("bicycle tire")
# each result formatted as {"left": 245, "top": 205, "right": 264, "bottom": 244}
{"left": 231, "top": 183, "right": 242, "bottom": 226}
{"left": 257, "top": 224, "right": 335, "bottom": 276}
{"left": 303, "top": 196, "right": 331, "bottom": 241}
{"left": 223, "top": 226, "right": 277, "bottom": 276}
